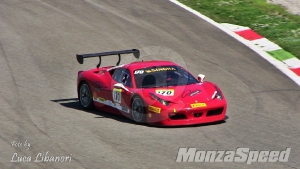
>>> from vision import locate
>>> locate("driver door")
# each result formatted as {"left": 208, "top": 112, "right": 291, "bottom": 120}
{"left": 110, "top": 68, "right": 133, "bottom": 115}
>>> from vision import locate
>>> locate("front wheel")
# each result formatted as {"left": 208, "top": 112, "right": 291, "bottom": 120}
{"left": 131, "top": 96, "right": 147, "bottom": 123}
{"left": 78, "top": 82, "right": 94, "bottom": 109}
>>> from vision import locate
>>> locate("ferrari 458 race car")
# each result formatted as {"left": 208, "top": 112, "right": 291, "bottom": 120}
{"left": 76, "top": 49, "right": 227, "bottom": 126}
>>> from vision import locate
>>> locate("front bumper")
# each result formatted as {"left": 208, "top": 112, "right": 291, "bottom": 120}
{"left": 146, "top": 101, "right": 227, "bottom": 126}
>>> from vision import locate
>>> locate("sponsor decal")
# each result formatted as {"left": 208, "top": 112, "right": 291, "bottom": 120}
{"left": 190, "top": 103, "right": 207, "bottom": 108}
{"left": 148, "top": 105, "right": 161, "bottom": 114}
{"left": 134, "top": 70, "right": 144, "bottom": 74}
{"left": 121, "top": 106, "right": 129, "bottom": 113}
{"left": 145, "top": 67, "right": 176, "bottom": 73}
{"left": 182, "top": 90, "right": 200, "bottom": 98}
{"left": 113, "top": 88, "right": 122, "bottom": 92}
{"left": 97, "top": 97, "right": 105, "bottom": 102}
{"left": 190, "top": 90, "right": 200, "bottom": 96}
{"left": 176, "top": 147, "right": 291, "bottom": 164}
{"left": 156, "top": 89, "right": 174, "bottom": 96}
{"left": 93, "top": 97, "right": 129, "bottom": 113}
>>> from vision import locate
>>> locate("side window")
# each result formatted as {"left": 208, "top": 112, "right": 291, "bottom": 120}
{"left": 112, "top": 68, "right": 132, "bottom": 87}
{"left": 122, "top": 69, "right": 132, "bottom": 88}
{"left": 112, "top": 68, "right": 123, "bottom": 82}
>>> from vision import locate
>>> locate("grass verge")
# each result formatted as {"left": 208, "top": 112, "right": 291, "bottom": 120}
{"left": 178, "top": 0, "right": 300, "bottom": 59}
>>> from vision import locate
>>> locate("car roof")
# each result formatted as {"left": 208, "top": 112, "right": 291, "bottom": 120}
{"left": 124, "top": 60, "right": 178, "bottom": 70}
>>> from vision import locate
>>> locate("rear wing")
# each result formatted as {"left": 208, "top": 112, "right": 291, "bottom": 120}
{"left": 76, "top": 49, "right": 140, "bottom": 68}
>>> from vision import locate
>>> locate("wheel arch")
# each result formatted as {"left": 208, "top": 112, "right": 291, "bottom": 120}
{"left": 130, "top": 93, "right": 147, "bottom": 107}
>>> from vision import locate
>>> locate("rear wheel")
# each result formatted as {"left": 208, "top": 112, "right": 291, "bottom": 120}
{"left": 131, "top": 96, "right": 147, "bottom": 123}
{"left": 78, "top": 82, "right": 94, "bottom": 109}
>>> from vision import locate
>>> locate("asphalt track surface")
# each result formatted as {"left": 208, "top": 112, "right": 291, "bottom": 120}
{"left": 0, "top": 0, "right": 299, "bottom": 169}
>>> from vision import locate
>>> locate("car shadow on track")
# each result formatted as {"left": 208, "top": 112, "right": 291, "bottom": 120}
{"left": 51, "top": 98, "right": 139, "bottom": 125}
{"left": 51, "top": 98, "right": 228, "bottom": 128}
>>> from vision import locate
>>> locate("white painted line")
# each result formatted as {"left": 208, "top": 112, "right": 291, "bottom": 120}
{"left": 221, "top": 23, "right": 250, "bottom": 32}
{"left": 251, "top": 38, "right": 282, "bottom": 52}
{"left": 283, "top": 58, "right": 300, "bottom": 69}
{"left": 169, "top": 0, "right": 300, "bottom": 86}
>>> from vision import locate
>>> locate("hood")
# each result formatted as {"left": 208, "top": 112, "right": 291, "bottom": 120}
{"left": 141, "top": 82, "right": 217, "bottom": 104}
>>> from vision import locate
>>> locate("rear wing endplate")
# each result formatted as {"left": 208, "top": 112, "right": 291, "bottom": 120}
{"left": 76, "top": 49, "right": 140, "bottom": 68}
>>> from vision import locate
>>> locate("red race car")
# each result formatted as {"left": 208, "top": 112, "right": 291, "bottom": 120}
{"left": 76, "top": 49, "right": 227, "bottom": 126}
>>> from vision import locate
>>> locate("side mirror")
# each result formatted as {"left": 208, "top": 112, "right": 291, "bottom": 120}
{"left": 198, "top": 74, "right": 205, "bottom": 83}
{"left": 114, "top": 83, "right": 129, "bottom": 92}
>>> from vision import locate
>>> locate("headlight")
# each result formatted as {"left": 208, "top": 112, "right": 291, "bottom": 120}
{"left": 149, "top": 93, "right": 170, "bottom": 106}
{"left": 212, "top": 86, "right": 223, "bottom": 100}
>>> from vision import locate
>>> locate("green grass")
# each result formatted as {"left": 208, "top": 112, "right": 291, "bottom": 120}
{"left": 178, "top": 0, "right": 300, "bottom": 59}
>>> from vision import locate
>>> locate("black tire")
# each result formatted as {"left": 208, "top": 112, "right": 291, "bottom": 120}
{"left": 78, "top": 82, "right": 94, "bottom": 109}
{"left": 131, "top": 96, "right": 147, "bottom": 123}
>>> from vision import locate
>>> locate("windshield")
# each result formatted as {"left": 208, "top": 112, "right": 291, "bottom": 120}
{"left": 134, "top": 66, "right": 198, "bottom": 88}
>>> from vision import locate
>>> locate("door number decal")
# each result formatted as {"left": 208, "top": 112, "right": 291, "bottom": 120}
{"left": 113, "top": 88, "right": 122, "bottom": 103}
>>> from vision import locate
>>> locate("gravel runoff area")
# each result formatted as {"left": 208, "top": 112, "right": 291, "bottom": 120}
{"left": 268, "top": 0, "right": 300, "bottom": 15}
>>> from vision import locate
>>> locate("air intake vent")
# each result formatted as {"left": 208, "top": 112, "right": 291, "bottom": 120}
{"left": 207, "top": 108, "right": 223, "bottom": 117}
{"left": 169, "top": 113, "right": 187, "bottom": 120}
